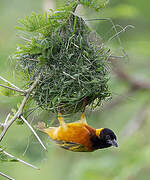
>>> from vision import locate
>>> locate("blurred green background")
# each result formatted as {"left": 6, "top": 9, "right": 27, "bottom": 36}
{"left": 0, "top": 0, "right": 150, "bottom": 180}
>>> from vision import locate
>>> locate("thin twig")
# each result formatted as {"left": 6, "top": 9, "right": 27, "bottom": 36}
{"left": 63, "top": 71, "right": 76, "bottom": 80}
{"left": 0, "top": 114, "right": 11, "bottom": 130}
{"left": 22, "top": 136, "right": 30, "bottom": 156}
{"left": 109, "top": 55, "right": 125, "bottom": 59}
{"left": 0, "top": 148, "right": 39, "bottom": 170}
{"left": 4, "top": 113, "right": 11, "bottom": 125}
{"left": 0, "top": 74, "right": 41, "bottom": 142}
{"left": 20, "top": 115, "right": 47, "bottom": 151}
{"left": 85, "top": 18, "right": 128, "bottom": 58}
{"left": 0, "top": 84, "right": 25, "bottom": 94}
{"left": 18, "top": 36, "right": 32, "bottom": 43}
{"left": 0, "top": 171, "right": 15, "bottom": 180}
{"left": 25, "top": 58, "right": 39, "bottom": 62}
{"left": 0, "top": 76, "right": 25, "bottom": 93}
{"left": 107, "top": 25, "right": 134, "bottom": 44}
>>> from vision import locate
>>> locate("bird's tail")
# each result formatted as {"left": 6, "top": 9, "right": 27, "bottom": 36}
{"left": 34, "top": 122, "right": 46, "bottom": 132}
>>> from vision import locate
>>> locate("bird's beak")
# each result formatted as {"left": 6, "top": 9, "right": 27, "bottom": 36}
{"left": 111, "top": 139, "right": 118, "bottom": 147}
{"left": 109, "top": 139, "right": 118, "bottom": 147}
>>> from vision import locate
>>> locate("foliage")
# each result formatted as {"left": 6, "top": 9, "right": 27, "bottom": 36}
{"left": 15, "top": 1, "right": 111, "bottom": 115}
{"left": 79, "top": 0, "right": 109, "bottom": 11}
{"left": 1, "top": 0, "right": 150, "bottom": 179}
{"left": 0, "top": 84, "right": 16, "bottom": 97}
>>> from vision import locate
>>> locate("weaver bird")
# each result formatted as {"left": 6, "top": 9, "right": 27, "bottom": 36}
{"left": 35, "top": 113, "right": 118, "bottom": 152}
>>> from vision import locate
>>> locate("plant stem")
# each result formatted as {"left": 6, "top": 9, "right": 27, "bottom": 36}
{"left": 0, "top": 171, "right": 15, "bottom": 180}
{"left": 0, "top": 84, "right": 25, "bottom": 94}
{"left": 0, "top": 76, "right": 25, "bottom": 93}
{"left": 0, "top": 74, "right": 41, "bottom": 142}
{"left": 20, "top": 115, "right": 47, "bottom": 151}
{"left": 0, "top": 148, "right": 39, "bottom": 170}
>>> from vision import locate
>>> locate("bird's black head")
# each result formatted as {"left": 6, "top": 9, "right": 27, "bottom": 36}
{"left": 92, "top": 128, "right": 118, "bottom": 150}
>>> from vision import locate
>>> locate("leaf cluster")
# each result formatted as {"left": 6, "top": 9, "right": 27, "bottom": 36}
{"left": 80, "top": 0, "right": 109, "bottom": 11}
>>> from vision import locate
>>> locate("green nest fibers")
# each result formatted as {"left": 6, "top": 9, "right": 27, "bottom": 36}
{"left": 15, "top": 5, "right": 111, "bottom": 114}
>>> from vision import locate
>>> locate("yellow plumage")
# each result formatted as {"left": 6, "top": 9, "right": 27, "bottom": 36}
{"left": 35, "top": 113, "right": 118, "bottom": 152}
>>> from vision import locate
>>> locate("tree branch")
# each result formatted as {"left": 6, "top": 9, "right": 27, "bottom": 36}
{"left": 0, "top": 171, "right": 15, "bottom": 180}
{"left": 0, "top": 148, "right": 39, "bottom": 170}
{"left": 0, "top": 76, "right": 25, "bottom": 94}
{"left": 0, "top": 113, "right": 11, "bottom": 131}
{"left": 0, "top": 74, "right": 41, "bottom": 143}
{"left": 20, "top": 115, "right": 47, "bottom": 151}
{"left": 0, "top": 84, "right": 25, "bottom": 94}
{"left": 4, "top": 113, "right": 11, "bottom": 125}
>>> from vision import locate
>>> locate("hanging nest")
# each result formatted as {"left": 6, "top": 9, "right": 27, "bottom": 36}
{"left": 15, "top": 5, "right": 111, "bottom": 114}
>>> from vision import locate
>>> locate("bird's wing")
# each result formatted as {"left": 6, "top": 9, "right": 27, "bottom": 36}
{"left": 53, "top": 139, "right": 89, "bottom": 152}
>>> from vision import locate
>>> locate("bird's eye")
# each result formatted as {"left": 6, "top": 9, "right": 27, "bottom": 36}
{"left": 106, "top": 135, "right": 110, "bottom": 140}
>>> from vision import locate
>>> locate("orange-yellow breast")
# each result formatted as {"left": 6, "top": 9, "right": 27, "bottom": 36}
{"left": 44, "top": 122, "right": 96, "bottom": 151}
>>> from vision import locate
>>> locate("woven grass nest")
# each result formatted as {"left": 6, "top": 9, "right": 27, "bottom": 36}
{"left": 15, "top": 6, "right": 111, "bottom": 115}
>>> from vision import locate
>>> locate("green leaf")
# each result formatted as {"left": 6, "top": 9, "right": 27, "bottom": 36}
{"left": 80, "top": 0, "right": 109, "bottom": 11}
